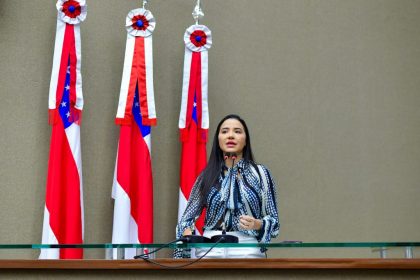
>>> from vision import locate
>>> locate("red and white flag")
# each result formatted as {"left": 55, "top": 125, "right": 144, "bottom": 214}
{"left": 40, "top": 0, "right": 87, "bottom": 259}
{"left": 111, "top": 7, "right": 157, "bottom": 259}
{"left": 178, "top": 25, "right": 212, "bottom": 234}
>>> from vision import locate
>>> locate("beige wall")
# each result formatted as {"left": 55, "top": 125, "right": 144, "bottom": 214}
{"left": 0, "top": 0, "right": 419, "bottom": 259}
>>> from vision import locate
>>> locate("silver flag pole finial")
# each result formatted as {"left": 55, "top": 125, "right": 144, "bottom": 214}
{"left": 142, "top": 0, "right": 149, "bottom": 9}
{"left": 192, "top": 0, "right": 204, "bottom": 25}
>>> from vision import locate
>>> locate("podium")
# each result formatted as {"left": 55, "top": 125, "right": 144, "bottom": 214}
{"left": 1, "top": 242, "right": 420, "bottom": 280}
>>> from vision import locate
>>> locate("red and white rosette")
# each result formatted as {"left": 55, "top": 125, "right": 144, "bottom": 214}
{"left": 115, "top": 8, "right": 157, "bottom": 126}
{"left": 56, "top": 0, "right": 87, "bottom": 24}
{"left": 49, "top": 0, "right": 87, "bottom": 125}
{"left": 179, "top": 24, "right": 212, "bottom": 141}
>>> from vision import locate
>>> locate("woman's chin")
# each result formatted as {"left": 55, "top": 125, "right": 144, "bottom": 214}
{"left": 223, "top": 149, "right": 238, "bottom": 154}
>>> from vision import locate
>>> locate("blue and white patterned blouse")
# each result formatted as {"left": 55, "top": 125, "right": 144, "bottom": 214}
{"left": 175, "top": 159, "right": 279, "bottom": 258}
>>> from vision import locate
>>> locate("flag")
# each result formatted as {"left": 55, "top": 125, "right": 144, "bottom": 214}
{"left": 178, "top": 25, "right": 212, "bottom": 234}
{"left": 111, "top": 7, "right": 156, "bottom": 259}
{"left": 40, "top": 0, "right": 87, "bottom": 259}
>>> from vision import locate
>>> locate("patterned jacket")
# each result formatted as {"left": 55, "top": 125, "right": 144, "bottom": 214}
{"left": 174, "top": 159, "right": 279, "bottom": 258}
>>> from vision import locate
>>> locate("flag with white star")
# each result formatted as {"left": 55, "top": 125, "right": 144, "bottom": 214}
{"left": 177, "top": 24, "right": 212, "bottom": 236}
{"left": 41, "top": 0, "right": 86, "bottom": 260}
{"left": 111, "top": 6, "right": 157, "bottom": 260}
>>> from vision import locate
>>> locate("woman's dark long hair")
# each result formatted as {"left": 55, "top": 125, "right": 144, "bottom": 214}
{"left": 198, "top": 114, "right": 255, "bottom": 207}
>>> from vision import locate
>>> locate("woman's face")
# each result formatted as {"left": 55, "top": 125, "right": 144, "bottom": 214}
{"left": 218, "top": 118, "right": 246, "bottom": 156}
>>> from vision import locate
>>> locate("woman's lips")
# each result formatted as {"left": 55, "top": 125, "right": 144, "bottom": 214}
{"left": 226, "top": 142, "right": 236, "bottom": 146}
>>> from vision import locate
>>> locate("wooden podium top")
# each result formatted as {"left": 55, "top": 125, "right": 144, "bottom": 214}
{"left": 1, "top": 258, "right": 420, "bottom": 270}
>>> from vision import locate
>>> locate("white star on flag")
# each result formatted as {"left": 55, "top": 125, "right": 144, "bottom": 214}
{"left": 65, "top": 84, "right": 70, "bottom": 91}
{"left": 66, "top": 111, "right": 71, "bottom": 118}
{"left": 135, "top": 102, "right": 139, "bottom": 107}
{"left": 61, "top": 102, "right": 67, "bottom": 107}
{"left": 193, "top": 102, "right": 197, "bottom": 107}
{"left": 66, "top": 66, "right": 70, "bottom": 74}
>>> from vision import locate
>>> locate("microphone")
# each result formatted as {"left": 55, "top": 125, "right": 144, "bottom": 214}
{"left": 224, "top": 152, "right": 237, "bottom": 161}
{"left": 223, "top": 152, "right": 232, "bottom": 161}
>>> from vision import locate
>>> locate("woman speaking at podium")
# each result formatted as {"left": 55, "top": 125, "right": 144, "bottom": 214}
{"left": 175, "top": 114, "right": 279, "bottom": 258}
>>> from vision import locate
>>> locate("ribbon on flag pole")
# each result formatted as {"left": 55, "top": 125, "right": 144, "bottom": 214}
{"left": 178, "top": 24, "right": 212, "bottom": 235}
{"left": 112, "top": 7, "right": 157, "bottom": 259}
{"left": 40, "top": 0, "right": 87, "bottom": 259}
{"left": 48, "top": 0, "right": 86, "bottom": 125}
{"left": 115, "top": 8, "right": 156, "bottom": 126}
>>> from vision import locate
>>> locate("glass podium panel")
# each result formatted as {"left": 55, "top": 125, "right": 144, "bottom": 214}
{"left": 0, "top": 242, "right": 419, "bottom": 260}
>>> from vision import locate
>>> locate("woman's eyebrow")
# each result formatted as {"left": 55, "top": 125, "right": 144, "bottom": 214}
{"left": 220, "top": 127, "right": 242, "bottom": 130}
{"left": 220, "top": 126, "right": 243, "bottom": 130}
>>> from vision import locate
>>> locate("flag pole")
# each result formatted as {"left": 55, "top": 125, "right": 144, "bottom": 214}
{"left": 192, "top": 0, "right": 204, "bottom": 25}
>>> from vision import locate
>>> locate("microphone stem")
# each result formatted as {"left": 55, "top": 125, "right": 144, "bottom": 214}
{"left": 227, "top": 156, "right": 236, "bottom": 233}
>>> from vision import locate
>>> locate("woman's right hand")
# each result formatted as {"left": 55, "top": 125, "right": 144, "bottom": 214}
{"left": 182, "top": 228, "right": 193, "bottom": 236}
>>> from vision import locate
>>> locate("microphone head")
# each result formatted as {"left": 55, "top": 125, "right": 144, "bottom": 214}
{"left": 224, "top": 152, "right": 231, "bottom": 160}
{"left": 231, "top": 153, "right": 237, "bottom": 160}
